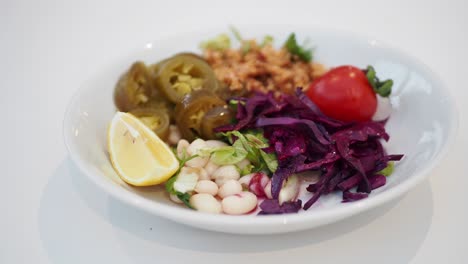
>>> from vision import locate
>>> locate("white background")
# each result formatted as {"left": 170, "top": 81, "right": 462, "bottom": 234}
{"left": 2, "top": 0, "right": 467, "bottom": 263}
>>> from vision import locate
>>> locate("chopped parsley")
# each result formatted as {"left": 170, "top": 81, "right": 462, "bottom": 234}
{"left": 284, "top": 33, "right": 313, "bottom": 62}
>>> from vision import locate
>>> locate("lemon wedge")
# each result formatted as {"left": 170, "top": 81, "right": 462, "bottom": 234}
{"left": 108, "top": 112, "right": 179, "bottom": 186}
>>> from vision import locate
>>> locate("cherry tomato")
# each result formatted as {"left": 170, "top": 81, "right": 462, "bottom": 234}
{"left": 307, "top": 65, "right": 377, "bottom": 122}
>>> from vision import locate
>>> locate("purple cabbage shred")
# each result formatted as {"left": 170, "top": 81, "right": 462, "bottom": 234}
{"left": 217, "top": 88, "right": 403, "bottom": 214}
{"left": 342, "top": 191, "right": 369, "bottom": 202}
{"left": 258, "top": 199, "right": 302, "bottom": 215}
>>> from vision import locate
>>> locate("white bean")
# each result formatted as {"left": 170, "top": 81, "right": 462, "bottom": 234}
{"left": 235, "top": 159, "right": 251, "bottom": 171}
{"left": 169, "top": 193, "right": 183, "bottom": 204}
{"left": 186, "top": 138, "right": 207, "bottom": 155}
{"left": 176, "top": 139, "right": 190, "bottom": 159}
{"left": 197, "top": 167, "right": 210, "bottom": 181}
{"left": 181, "top": 167, "right": 208, "bottom": 180}
{"left": 167, "top": 125, "right": 182, "bottom": 145}
{"left": 195, "top": 180, "right": 219, "bottom": 196}
{"left": 278, "top": 175, "right": 301, "bottom": 205}
{"left": 238, "top": 173, "right": 253, "bottom": 189}
{"left": 205, "top": 160, "right": 219, "bottom": 177}
{"left": 222, "top": 191, "right": 258, "bottom": 215}
{"left": 185, "top": 139, "right": 209, "bottom": 168}
{"left": 190, "top": 193, "right": 222, "bottom": 214}
{"left": 264, "top": 180, "right": 273, "bottom": 199}
{"left": 205, "top": 140, "right": 228, "bottom": 149}
{"left": 185, "top": 156, "right": 209, "bottom": 168}
{"left": 218, "top": 180, "right": 242, "bottom": 198}
{"left": 212, "top": 165, "right": 240, "bottom": 186}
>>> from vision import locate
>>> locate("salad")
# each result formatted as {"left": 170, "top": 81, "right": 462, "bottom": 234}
{"left": 107, "top": 29, "right": 403, "bottom": 215}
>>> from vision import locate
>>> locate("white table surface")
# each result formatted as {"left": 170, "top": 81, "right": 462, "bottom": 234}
{"left": 2, "top": 0, "right": 467, "bottom": 263}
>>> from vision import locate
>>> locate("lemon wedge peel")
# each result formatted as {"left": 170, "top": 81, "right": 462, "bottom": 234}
{"left": 108, "top": 112, "right": 179, "bottom": 186}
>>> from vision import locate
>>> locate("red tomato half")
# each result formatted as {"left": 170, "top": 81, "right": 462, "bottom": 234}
{"left": 307, "top": 65, "right": 377, "bottom": 122}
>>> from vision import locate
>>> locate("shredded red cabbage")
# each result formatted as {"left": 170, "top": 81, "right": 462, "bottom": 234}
{"left": 217, "top": 88, "right": 403, "bottom": 214}
{"left": 258, "top": 199, "right": 303, "bottom": 215}
{"left": 342, "top": 191, "right": 369, "bottom": 202}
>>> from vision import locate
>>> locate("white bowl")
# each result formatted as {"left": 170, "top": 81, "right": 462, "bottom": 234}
{"left": 64, "top": 26, "right": 458, "bottom": 234}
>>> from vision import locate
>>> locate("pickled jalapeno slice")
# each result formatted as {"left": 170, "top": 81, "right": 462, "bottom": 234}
{"left": 175, "top": 90, "right": 226, "bottom": 141}
{"left": 114, "top": 62, "right": 155, "bottom": 112}
{"left": 155, "top": 54, "right": 219, "bottom": 103}
{"left": 129, "top": 108, "right": 170, "bottom": 140}
{"left": 201, "top": 105, "right": 234, "bottom": 139}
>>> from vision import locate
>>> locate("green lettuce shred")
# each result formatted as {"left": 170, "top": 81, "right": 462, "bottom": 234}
{"left": 377, "top": 161, "right": 395, "bottom": 177}
{"left": 200, "top": 34, "right": 231, "bottom": 51}
{"left": 221, "top": 130, "right": 278, "bottom": 174}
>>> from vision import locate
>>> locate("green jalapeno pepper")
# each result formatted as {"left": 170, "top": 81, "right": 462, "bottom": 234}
{"left": 175, "top": 90, "right": 226, "bottom": 141}
{"left": 129, "top": 108, "right": 170, "bottom": 140}
{"left": 155, "top": 54, "right": 219, "bottom": 103}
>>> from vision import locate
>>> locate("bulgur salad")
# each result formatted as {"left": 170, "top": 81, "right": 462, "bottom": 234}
{"left": 107, "top": 28, "right": 403, "bottom": 215}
